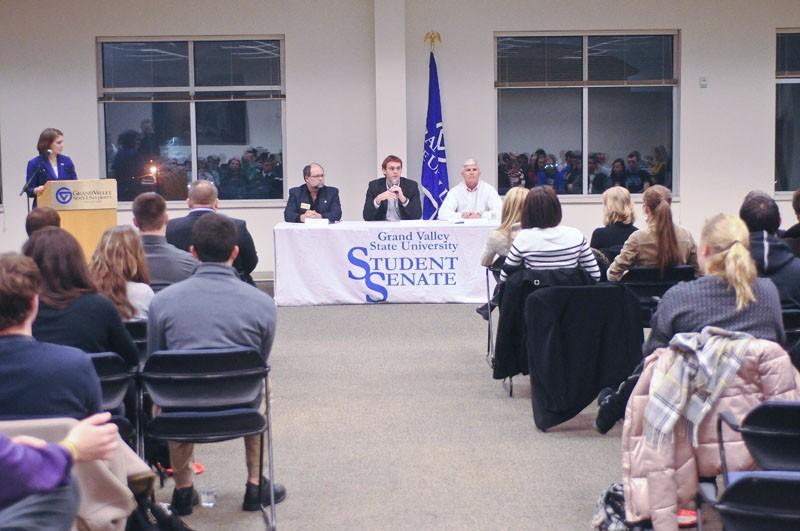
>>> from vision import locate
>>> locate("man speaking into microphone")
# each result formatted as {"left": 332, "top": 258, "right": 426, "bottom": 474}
{"left": 363, "top": 155, "right": 422, "bottom": 221}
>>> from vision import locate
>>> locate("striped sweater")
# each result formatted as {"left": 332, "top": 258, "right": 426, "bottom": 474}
{"left": 499, "top": 225, "right": 600, "bottom": 282}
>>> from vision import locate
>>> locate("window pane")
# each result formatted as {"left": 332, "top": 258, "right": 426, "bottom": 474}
{"left": 777, "top": 84, "right": 800, "bottom": 191}
{"left": 588, "top": 35, "right": 673, "bottom": 82}
{"left": 497, "top": 36, "right": 582, "bottom": 83}
{"left": 778, "top": 34, "right": 800, "bottom": 77}
{"left": 196, "top": 100, "right": 283, "bottom": 200}
{"left": 587, "top": 87, "right": 673, "bottom": 194}
{"left": 103, "top": 102, "right": 191, "bottom": 201}
{"left": 497, "top": 88, "right": 582, "bottom": 195}
{"left": 194, "top": 40, "right": 281, "bottom": 87}
{"left": 102, "top": 42, "right": 189, "bottom": 88}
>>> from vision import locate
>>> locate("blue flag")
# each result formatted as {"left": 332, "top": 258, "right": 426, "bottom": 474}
{"left": 420, "top": 51, "right": 449, "bottom": 220}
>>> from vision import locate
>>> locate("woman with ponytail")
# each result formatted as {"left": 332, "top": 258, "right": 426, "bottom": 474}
{"left": 607, "top": 185, "right": 698, "bottom": 281}
{"left": 594, "top": 214, "right": 785, "bottom": 434}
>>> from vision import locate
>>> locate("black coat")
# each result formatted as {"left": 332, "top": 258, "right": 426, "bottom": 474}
{"left": 284, "top": 185, "right": 342, "bottom": 223}
{"left": 590, "top": 222, "right": 638, "bottom": 262}
{"left": 493, "top": 268, "right": 596, "bottom": 380}
{"left": 525, "top": 284, "right": 643, "bottom": 431}
{"left": 362, "top": 177, "right": 422, "bottom": 221}
{"left": 166, "top": 210, "right": 258, "bottom": 284}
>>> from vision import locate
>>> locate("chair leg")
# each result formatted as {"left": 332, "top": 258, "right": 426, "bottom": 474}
{"left": 260, "top": 373, "right": 276, "bottom": 531}
{"left": 136, "top": 388, "right": 144, "bottom": 459}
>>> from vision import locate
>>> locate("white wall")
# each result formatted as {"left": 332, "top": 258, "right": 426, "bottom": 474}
{"left": 2, "top": 0, "right": 800, "bottom": 276}
{"left": 0, "top": 0, "right": 376, "bottom": 276}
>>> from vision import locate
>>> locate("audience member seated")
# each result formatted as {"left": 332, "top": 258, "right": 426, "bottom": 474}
{"left": 525, "top": 149, "right": 547, "bottom": 189}
{"left": 783, "top": 188, "right": 800, "bottom": 256}
{"left": 608, "top": 158, "right": 628, "bottom": 189}
{"left": 475, "top": 186, "right": 527, "bottom": 320}
{"left": 25, "top": 207, "right": 61, "bottom": 236}
{"left": 590, "top": 186, "right": 638, "bottom": 263}
{"left": 595, "top": 214, "right": 785, "bottom": 434}
{"left": 283, "top": 162, "right": 342, "bottom": 223}
{"left": 588, "top": 153, "right": 610, "bottom": 194}
{"left": 739, "top": 191, "right": 800, "bottom": 309}
{"left": 148, "top": 212, "right": 286, "bottom": 516}
{"left": 624, "top": 151, "right": 651, "bottom": 192}
{"left": 563, "top": 150, "right": 583, "bottom": 194}
{"left": 438, "top": 159, "right": 502, "bottom": 221}
{"left": 607, "top": 185, "right": 698, "bottom": 281}
{"left": 499, "top": 186, "right": 600, "bottom": 283}
{"left": 167, "top": 180, "right": 258, "bottom": 284}
{"left": 22, "top": 228, "right": 138, "bottom": 367}
{"left": 0, "top": 413, "right": 119, "bottom": 531}
{"left": 132, "top": 192, "right": 197, "bottom": 293}
{"left": 647, "top": 145, "right": 671, "bottom": 188}
{"left": 0, "top": 253, "right": 102, "bottom": 420}
{"left": 534, "top": 154, "right": 566, "bottom": 193}
{"left": 90, "top": 226, "right": 155, "bottom": 320}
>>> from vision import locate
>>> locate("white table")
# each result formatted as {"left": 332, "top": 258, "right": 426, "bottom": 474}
{"left": 273, "top": 220, "right": 498, "bottom": 306}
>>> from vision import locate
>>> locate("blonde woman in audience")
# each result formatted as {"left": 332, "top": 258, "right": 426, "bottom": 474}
{"left": 90, "top": 225, "right": 154, "bottom": 321}
{"left": 607, "top": 185, "right": 697, "bottom": 281}
{"left": 480, "top": 186, "right": 528, "bottom": 268}
{"left": 590, "top": 186, "right": 638, "bottom": 262}
{"left": 595, "top": 214, "right": 785, "bottom": 434}
{"left": 476, "top": 186, "right": 528, "bottom": 319}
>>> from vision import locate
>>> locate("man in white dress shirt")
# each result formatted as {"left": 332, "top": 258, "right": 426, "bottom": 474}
{"left": 438, "top": 159, "right": 502, "bottom": 221}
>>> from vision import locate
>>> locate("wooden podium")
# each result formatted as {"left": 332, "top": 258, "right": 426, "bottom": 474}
{"left": 38, "top": 179, "right": 118, "bottom": 260}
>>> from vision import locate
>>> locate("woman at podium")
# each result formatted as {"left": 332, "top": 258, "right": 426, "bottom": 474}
{"left": 24, "top": 128, "right": 77, "bottom": 206}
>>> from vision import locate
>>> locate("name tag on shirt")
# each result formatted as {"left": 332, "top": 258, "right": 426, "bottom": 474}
{"left": 300, "top": 202, "right": 311, "bottom": 210}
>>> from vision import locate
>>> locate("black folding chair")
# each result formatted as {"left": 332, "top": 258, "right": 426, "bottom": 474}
{"left": 140, "top": 348, "right": 277, "bottom": 530}
{"left": 485, "top": 264, "right": 513, "bottom": 396}
{"left": 89, "top": 352, "right": 135, "bottom": 446}
{"left": 619, "top": 265, "right": 696, "bottom": 326}
{"left": 124, "top": 319, "right": 148, "bottom": 363}
{"left": 697, "top": 402, "right": 800, "bottom": 530}
{"left": 782, "top": 308, "right": 800, "bottom": 369}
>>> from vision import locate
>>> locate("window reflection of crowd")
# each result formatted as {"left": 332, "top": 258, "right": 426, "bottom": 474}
{"left": 110, "top": 121, "right": 283, "bottom": 201}
{"left": 497, "top": 146, "right": 672, "bottom": 196}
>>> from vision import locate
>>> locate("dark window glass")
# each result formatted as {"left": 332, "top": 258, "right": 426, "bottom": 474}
{"left": 778, "top": 34, "right": 800, "bottom": 76}
{"left": 497, "top": 88, "right": 582, "bottom": 194}
{"left": 103, "top": 102, "right": 191, "bottom": 201}
{"left": 588, "top": 35, "right": 673, "bottom": 82}
{"left": 587, "top": 87, "right": 673, "bottom": 193}
{"left": 194, "top": 40, "right": 281, "bottom": 87}
{"left": 102, "top": 42, "right": 189, "bottom": 88}
{"left": 497, "top": 36, "right": 582, "bottom": 83}
{"left": 777, "top": 84, "right": 800, "bottom": 191}
{"left": 196, "top": 100, "right": 283, "bottom": 200}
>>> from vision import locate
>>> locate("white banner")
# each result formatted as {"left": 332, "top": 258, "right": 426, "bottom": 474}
{"left": 274, "top": 220, "right": 497, "bottom": 306}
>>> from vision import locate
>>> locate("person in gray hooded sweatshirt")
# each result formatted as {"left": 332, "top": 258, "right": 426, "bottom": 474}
{"left": 739, "top": 191, "right": 800, "bottom": 309}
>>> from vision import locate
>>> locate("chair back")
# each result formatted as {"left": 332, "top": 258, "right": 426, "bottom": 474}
{"left": 90, "top": 352, "right": 132, "bottom": 411}
{"left": 141, "top": 348, "right": 268, "bottom": 444}
{"left": 124, "top": 319, "right": 148, "bottom": 362}
{"left": 783, "top": 309, "right": 800, "bottom": 369}
{"left": 737, "top": 401, "right": 800, "bottom": 471}
{"left": 620, "top": 265, "right": 696, "bottom": 324}
{"left": 713, "top": 476, "right": 800, "bottom": 531}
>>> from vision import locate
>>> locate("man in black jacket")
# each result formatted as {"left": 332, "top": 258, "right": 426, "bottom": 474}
{"left": 284, "top": 162, "right": 342, "bottom": 223}
{"left": 739, "top": 191, "right": 800, "bottom": 309}
{"left": 166, "top": 180, "right": 258, "bottom": 284}
{"left": 783, "top": 189, "right": 800, "bottom": 257}
{"left": 362, "top": 155, "right": 422, "bottom": 221}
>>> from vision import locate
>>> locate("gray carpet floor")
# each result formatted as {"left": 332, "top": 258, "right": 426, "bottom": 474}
{"left": 151, "top": 303, "right": 684, "bottom": 530}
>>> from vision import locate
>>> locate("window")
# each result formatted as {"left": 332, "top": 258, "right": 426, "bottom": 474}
{"left": 98, "top": 38, "right": 284, "bottom": 202}
{"left": 777, "top": 32, "right": 800, "bottom": 192}
{"left": 496, "top": 33, "right": 678, "bottom": 196}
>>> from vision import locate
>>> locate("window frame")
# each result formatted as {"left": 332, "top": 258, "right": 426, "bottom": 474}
{"left": 776, "top": 29, "right": 800, "bottom": 198}
{"left": 96, "top": 35, "right": 287, "bottom": 208}
{"left": 494, "top": 29, "right": 681, "bottom": 200}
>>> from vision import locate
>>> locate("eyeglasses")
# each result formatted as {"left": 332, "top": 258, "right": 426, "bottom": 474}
{"left": 308, "top": 174, "right": 324, "bottom": 179}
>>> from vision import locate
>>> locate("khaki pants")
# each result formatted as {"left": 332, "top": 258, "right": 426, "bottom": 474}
{"left": 168, "top": 390, "right": 268, "bottom": 486}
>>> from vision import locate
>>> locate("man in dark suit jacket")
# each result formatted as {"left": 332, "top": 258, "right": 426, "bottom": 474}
{"left": 284, "top": 162, "right": 342, "bottom": 223}
{"left": 363, "top": 155, "right": 422, "bottom": 221}
{"left": 166, "top": 180, "right": 258, "bottom": 284}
